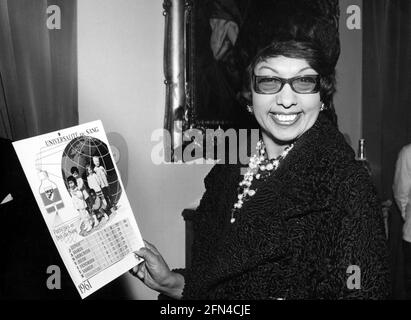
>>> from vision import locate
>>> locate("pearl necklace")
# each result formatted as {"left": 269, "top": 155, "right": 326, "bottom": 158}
{"left": 230, "top": 140, "right": 294, "bottom": 224}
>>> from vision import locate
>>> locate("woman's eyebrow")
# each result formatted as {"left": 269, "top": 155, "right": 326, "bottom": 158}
{"left": 298, "top": 66, "right": 315, "bottom": 73}
{"left": 256, "top": 66, "right": 315, "bottom": 74}
{"left": 257, "top": 66, "right": 279, "bottom": 73}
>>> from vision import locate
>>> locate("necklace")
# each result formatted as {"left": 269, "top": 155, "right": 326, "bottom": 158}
{"left": 230, "top": 140, "right": 294, "bottom": 224}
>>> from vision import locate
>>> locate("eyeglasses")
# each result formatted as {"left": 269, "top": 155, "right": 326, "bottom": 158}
{"left": 252, "top": 74, "right": 320, "bottom": 94}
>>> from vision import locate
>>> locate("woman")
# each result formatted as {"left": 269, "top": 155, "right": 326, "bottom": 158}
{"left": 131, "top": 40, "right": 390, "bottom": 299}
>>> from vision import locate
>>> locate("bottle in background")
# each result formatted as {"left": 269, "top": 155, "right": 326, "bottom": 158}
{"left": 357, "top": 138, "right": 372, "bottom": 175}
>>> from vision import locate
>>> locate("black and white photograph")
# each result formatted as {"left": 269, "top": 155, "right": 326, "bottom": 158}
{"left": 0, "top": 0, "right": 411, "bottom": 306}
{"left": 62, "top": 136, "right": 121, "bottom": 235}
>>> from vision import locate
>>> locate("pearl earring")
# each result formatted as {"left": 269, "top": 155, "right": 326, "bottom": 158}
{"left": 246, "top": 105, "right": 254, "bottom": 114}
{"left": 320, "top": 103, "right": 325, "bottom": 111}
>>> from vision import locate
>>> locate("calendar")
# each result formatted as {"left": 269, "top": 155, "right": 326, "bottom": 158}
{"left": 70, "top": 219, "right": 139, "bottom": 279}
{"left": 12, "top": 121, "right": 145, "bottom": 298}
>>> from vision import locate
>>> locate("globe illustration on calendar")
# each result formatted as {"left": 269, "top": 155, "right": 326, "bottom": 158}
{"left": 61, "top": 136, "right": 122, "bottom": 206}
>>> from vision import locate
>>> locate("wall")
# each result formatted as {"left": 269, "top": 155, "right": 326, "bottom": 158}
{"left": 77, "top": 0, "right": 213, "bottom": 299}
{"left": 335, "top": 0, "right": 363, "bottom": 150}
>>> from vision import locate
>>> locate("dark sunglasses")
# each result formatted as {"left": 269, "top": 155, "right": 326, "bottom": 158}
{"left": 252, "top": 74, "right": 320, "bottom": 94}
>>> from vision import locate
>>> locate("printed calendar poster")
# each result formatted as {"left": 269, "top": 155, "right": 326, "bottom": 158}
{"left": 12, "top": 120, "right": 144, "bottom": 299}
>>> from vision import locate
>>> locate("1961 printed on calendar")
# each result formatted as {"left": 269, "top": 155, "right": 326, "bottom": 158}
{"left": 12, "top": 120, "right": 144, "bottom": 299}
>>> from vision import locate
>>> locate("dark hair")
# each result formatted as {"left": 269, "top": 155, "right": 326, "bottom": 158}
{"left": 70, "top": 166, "right": 79, "bottom": 175}
{"left": 67, "top": 175, "right": 77, "bottom": 186}
{"left": 246, "top": 40, "right": 338, "bottom": 125}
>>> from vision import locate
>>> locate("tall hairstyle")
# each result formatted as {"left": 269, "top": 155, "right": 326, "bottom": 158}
{"left": 236, "top": 0, "right": 340, "bottom": 126}
{"left": 246, "top": 40, "right": 338, "bottom": 125}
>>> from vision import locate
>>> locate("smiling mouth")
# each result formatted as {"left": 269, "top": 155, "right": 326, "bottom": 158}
{"left": 269, "top": 112, "right": 302, "bottom": 125}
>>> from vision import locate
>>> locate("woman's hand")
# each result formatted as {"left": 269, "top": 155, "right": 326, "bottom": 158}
{"left": 130, "top": 240, "right": 184, "bottom": 299}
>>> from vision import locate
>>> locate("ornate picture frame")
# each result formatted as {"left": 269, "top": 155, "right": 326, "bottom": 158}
{"left": 163, "top": 0, "right": 257, "bottom": 162}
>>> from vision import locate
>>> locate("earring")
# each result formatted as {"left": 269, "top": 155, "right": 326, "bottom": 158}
{"left": 246, "top": 105, "right": 253, "bottom": 114}
{"left": 320, "top": 103, "right": 325, "bottom": 111}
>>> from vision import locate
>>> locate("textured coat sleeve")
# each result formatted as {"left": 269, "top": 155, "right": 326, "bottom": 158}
{"left": 187, "top": 165, "right": 226, "bottom": 267}
{"left": 332, "top": 168, "right": 391, "bottom": 299}
{"left": 180, "top": 164, "right": 230, "bottom": 299}
{"left": 167, "top": 165, "right": 225, "bottom": 299}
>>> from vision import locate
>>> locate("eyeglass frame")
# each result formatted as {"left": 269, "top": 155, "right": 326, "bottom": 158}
{"left": 252, "top": 74, "right": 321, "bottom": 94}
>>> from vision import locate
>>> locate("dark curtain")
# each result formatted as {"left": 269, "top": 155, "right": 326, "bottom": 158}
{"left": 0, "top": 0, "right": 78, "bottom": 141}
{"left": 363, "top": 0, "right": 411, "bottom": 299}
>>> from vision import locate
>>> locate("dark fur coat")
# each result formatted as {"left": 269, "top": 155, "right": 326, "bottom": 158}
{"left": 181, "top": 113, "right": 390, "bottom": 299}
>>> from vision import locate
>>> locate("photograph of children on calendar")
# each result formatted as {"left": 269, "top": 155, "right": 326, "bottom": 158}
{"left": 61, "top": 137, "right": 121, "bottom": 237}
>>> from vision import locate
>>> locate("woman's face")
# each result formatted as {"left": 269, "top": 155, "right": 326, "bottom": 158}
{"left": 252, "top": 56, "right": 322, "bottom": 144}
